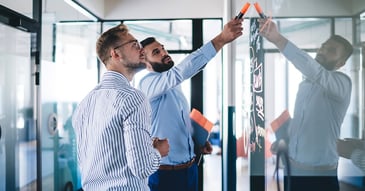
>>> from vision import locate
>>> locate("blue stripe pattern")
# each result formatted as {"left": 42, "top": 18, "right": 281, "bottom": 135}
{"left": 351, "top": 149, "right": 365, "bottom": 173}
{"left": 72, "top": 71, "right": 161, "bottom": 191}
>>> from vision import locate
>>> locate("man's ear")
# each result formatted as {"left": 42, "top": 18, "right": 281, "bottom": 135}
{"left": 110, "top": 48, "right": 118, "bottom": 59}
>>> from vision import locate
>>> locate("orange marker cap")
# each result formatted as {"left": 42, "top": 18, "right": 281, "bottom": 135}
{"left": 240, "top": 2, "right": 251, "bottom": 14}
{"left": 253, "top": 2, "right": 263, "bottom": 14}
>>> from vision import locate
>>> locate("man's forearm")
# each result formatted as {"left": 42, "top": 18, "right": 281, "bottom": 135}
{"left": 211, "top": 34, "right": 225, "bottom": 52}
{"left": 272, "top": 33, "right": 288, "bottom": 51}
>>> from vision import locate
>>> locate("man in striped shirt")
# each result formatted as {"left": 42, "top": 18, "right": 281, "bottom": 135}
{"left": 72, "top": 24, "right": 169, "bottom": 191}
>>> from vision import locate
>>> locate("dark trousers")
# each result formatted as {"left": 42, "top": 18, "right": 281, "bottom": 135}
{"left": 284, "top": 175, "right": 339, "bottom": 191}
{"left": 148, "top": 163, "right": 198, "bottom": 191}
{"left": 284, "top": 166, "right": 339, "bottom": 191}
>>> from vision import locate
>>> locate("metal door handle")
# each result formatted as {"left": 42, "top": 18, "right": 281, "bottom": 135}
{"left": 0, "top": 124, "right": 2, "bottom": 140}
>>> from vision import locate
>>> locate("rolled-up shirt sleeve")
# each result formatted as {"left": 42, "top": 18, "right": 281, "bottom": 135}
{"left": 350, "top": 149, "right": 365, "bottom": 173}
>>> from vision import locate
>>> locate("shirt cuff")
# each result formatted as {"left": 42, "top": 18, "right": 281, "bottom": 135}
{"left": 351, "top": 149, "right": 365, "bottom": 172}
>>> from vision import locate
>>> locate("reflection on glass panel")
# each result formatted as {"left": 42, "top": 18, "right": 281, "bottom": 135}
{"left": 264, "top": 18, "right": 331, "bottom": 49}
{"left": 0, "top": 22, "right": 35, "bottom": 191}
{"left": 201, "top": 19, "right": 223, "bottom": 191}
{"left": 260, "top": 17, "right": 365, "bottom": 190}
{"left": 287, "top": 55, "right": 305, "bottom": 115}
{"left": 362, "top": 18, "right": 365, "bottom": 42}
{"left": 335, "top": 17, "right": 359, "bottom": 137}
{"left": 335, "top": 18, "right": 353, "bottom": 42}
{"left": 361, "top": 17, "right": 365, "bottom": 139}
{"left": 203, "top": 19, "right": 222, "bottom": 120}
{"left": 236, "top": 20, "right": 254, "bottom": 62}
{"left": 234, "top": 19, "right": 252, "bottom": 191}
{"left": 125, "top": 20, "right": 192, "bottom": 50}
{"left": 40, "top": 22, "right": 99, "bottom": 191}
{"left": 335, "top": 17, "right": 364, "bottom": 189}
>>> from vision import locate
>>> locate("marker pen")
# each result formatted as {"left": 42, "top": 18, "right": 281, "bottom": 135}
{"left": 235, "top": 2, "right": 251, "bottom": 19}
{"left": 253, "top": 2, "right": 267, "bottom": 18}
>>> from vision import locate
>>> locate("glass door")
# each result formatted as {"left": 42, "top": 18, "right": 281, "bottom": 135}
{"left": 40, "top": 22, "right": 99, "bottom": 191}
{"left": 0, "top": 22, "right": 36, "bottom": 191}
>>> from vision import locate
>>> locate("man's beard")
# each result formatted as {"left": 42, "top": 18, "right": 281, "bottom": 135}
{"left": 126, "top": 61, "right": 146, "bottom": 72}
{"left": 315, "top": 55, "right": 336, "bottom": 71}
{"left": 150, "top": 56, "right": 174, "bottom": 73}
{"left": 132, "top": 62, "right": 147, "bottom": 73}
{"left": 119, "top": 50, "right": 147, "bottom": 72}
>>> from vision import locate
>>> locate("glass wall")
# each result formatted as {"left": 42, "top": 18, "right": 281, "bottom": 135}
{"left": 0, "top": 22, "right": 35, "bottom": 191}
{"left": 2, "top": 1, "right": 365, "bottom": 191}
{"left": 201, "top": 19, "right": 224, "bottom": 191}
{"left": 247, "top": 18, "right": 363, "bottom": 190}
{"left": 40, "top": 21, "right": 99, "bottom": 191}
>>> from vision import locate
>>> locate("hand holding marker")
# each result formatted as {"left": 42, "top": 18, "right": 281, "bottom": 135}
{"left": 253, "top": 2, "right": 272, "bottom": 34}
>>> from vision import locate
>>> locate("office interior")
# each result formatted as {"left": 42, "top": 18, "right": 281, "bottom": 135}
{"left": 0, "top": 0, "right": 364, "bottom": 190}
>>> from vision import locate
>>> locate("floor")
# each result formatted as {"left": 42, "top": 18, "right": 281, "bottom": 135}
{"left": 203, "top": 153, "right": 282, "bottom": 191}
{"left": 203, "top": 152, "right": 364, "bottom": 191}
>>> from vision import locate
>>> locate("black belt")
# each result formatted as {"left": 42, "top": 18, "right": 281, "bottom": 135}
{"left": 290, "top": 158, "right": 337, "bottom": 170}
{"left": 159, "top": 158, "right": 195, "bottom": 170}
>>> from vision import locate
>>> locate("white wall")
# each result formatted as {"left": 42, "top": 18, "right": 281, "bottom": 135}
{"left": 1, "top": 0, "right": 364, "bottom": 21}
{"left": 78, "top": 0, "right": 104, "bottom": 18}
{"left": 352, "top": 0, "right": 365, "bottom": 15}
{"left": 96, "top": 0, "right": 362, "bottom": 20}
{"left": 104, "top": 0, "right": 223, "bottom": 20}
{"left": 45, "top": 0, "right": 89, "bottom": 21}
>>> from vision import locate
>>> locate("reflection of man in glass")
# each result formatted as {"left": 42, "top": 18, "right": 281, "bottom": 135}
{"left": 259, "top": 18, "right": 353, "bottom": 191}
{"left": 62, "top": 103, "right": 80, "bottom": 189}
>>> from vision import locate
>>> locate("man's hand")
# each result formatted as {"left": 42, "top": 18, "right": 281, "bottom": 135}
{"left": 211, "top": 18, "right": 244, "bottom": 51}
{"left": 200, "top": 141, "right": 213, "bottom": 154}
{"left": 258, "top": 18, "right": 288, "bottom": 51}
{"left": 153, "top": 138, "right": 169, "bottom": 157}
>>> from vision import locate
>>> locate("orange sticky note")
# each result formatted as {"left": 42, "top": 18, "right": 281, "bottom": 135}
{"left": 190, "top": 108, "right": 213, "bottom": 132}
{"left": 270, "top": 109, "right": 290, "bottom": 132}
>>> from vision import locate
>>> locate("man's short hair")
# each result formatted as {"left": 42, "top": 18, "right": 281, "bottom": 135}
{"left": 96, "top": 24, "right": 129, "bottom": 64}
{"left": 140, "top": 37, "right": 156, "bottom": 48}
{"left": 331, "top": 35, "right": 353, "bottom": 61}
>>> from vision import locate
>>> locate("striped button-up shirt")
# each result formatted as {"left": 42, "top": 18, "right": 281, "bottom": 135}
{"left": 72, "top": 71, "right": 161, "bottom": 191}
{"left": 351, "top": 148, "right": 365, "bottom": 173}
